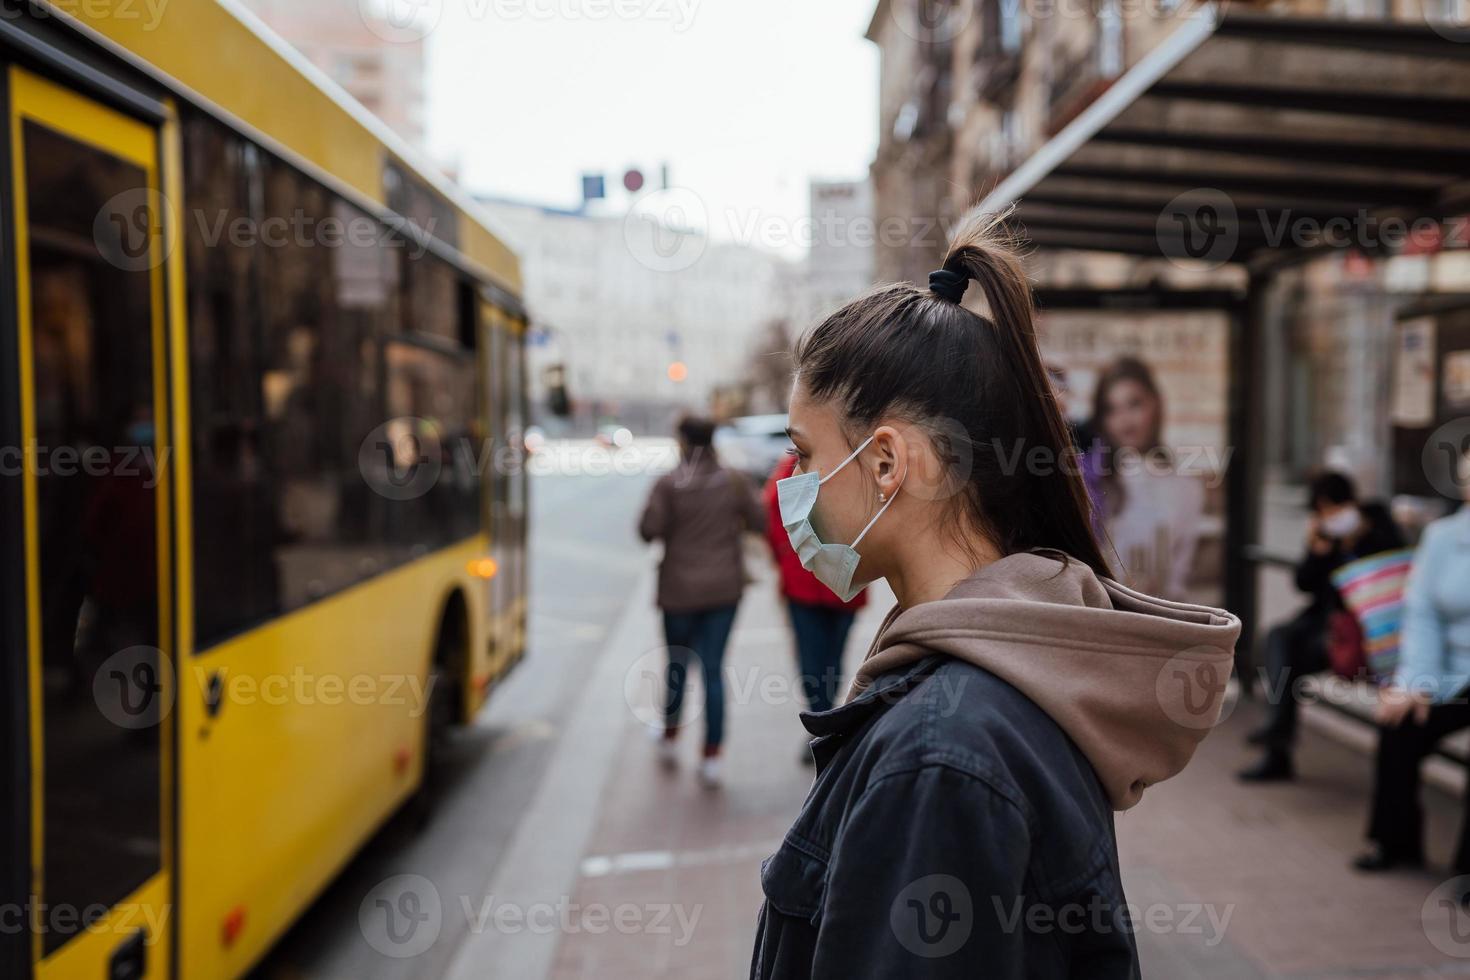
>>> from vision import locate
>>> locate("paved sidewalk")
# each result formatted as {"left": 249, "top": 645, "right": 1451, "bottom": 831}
{"left": 462, "top": 559, "right": 1470, "bottom": 980}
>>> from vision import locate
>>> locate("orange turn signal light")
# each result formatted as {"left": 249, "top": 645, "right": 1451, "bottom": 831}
{"left": 467, "top": 557, "right": 498, "bottom": 580}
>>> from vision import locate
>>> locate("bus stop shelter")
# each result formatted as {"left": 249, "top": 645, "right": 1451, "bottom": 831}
{"left": 976, "top": 7, "right": 1470, "bottom": 656}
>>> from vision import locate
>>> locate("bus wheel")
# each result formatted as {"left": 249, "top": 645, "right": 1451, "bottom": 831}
{"left": 408, "top": 662, "right": 451, "bottom": 831}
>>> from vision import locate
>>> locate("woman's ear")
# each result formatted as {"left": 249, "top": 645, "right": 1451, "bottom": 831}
{"left": 870, "top": 424, "right": 908, "bottom": 499}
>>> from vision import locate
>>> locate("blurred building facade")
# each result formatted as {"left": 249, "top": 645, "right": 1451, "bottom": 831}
{"left": 238, "top": 0, "right": 427, "bottom": 148}
{"left": 807, "top": 179, "right": 877, "bottom": 310}
{"left": 866, "top": 0, "right": 1470, "bottom": 508}
{"left": 479, "top": 198, "right": 788, "bottom": 433}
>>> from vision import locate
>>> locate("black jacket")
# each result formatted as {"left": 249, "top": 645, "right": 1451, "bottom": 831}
{"left": 750, "top": 656, "right": 1140, "bottom": 979}
{"left": 1294, "top": 501, "right": 1404, "bottom": 612}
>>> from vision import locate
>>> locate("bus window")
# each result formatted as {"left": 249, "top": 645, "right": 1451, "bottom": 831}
{"left": 23, "top": 119, "right": 162, "bottom": 954}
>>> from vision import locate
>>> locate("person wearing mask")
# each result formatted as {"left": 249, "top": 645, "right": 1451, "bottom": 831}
{"left": 1239, "top": 472, "right": 1404, "bottom": 782}
{"left": 764, "top": 453, "right": 867, "bottom": 765}
{"left": 1354, "top": 450, "right": 1470, "bottom": 874}
{"left": 750, "top": 213, "right": 1240, "bottom": 979}
{"left": 639, "top": 415, "right": 763, "bottom": 787}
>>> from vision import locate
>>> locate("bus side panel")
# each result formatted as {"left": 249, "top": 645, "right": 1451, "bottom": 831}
{"left": 177, "top": 544, "right": 484, "bottom": 978}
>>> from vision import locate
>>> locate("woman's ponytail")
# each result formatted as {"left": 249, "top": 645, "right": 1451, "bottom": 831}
{"left": 795, "top": 210, "right": 1113, "bottom": 580}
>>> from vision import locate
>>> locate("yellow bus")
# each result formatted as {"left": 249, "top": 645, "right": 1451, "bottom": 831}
{"left": 0, "top": 2, "right": 530, "bottom": 977}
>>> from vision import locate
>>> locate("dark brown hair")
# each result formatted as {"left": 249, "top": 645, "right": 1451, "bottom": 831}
{"left": 677, "top": 415, "right": 716, "bottom": 449}
{"left": 793, "top": 211, "right": 1111, "bottom": 577}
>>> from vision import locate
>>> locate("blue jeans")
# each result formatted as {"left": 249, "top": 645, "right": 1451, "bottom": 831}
{"left": 662, "top": 605, "right": 738, "bottom": 749}
{"left": 787, "top": 601, "right": 856, "bottom": 714}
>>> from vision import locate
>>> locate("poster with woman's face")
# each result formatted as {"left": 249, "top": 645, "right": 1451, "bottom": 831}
{"left": 1039, "top": 311, "right": 1230, "bottom": 604}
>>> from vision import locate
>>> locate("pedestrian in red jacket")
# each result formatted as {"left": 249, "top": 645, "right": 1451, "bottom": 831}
{"left": 764, "top": 453, "right": 865, "bottom": 764}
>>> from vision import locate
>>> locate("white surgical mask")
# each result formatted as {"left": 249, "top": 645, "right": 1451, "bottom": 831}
{"left": 1321, "top": 506, "right": 1363, "bottom": 539}
{"left": 776, "top": 434, "right": 900, "bottom": 602}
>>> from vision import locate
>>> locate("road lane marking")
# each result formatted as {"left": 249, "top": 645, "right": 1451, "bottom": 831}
{"left": 578, "top": 840, "right": 783, "bottom": 879}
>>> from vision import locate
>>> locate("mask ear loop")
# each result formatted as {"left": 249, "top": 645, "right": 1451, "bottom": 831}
{"left": 851, "top": 455, "right": 906, "bottom": 549}
{"left": 817, "top": 434, "right": 875, "bottom": 486}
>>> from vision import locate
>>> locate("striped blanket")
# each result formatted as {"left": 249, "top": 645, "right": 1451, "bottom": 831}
{"left": 1330, "top": 549, "right": 1415, "bottom": 682}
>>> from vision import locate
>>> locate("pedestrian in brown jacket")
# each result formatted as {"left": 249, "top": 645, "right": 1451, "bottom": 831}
{"left": 639, "top": 415, "right": 763, "bottom": 786}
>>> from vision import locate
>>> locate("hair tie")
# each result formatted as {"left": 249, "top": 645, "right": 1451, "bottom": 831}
{"left": 928, "top": 268, "right": 968, "bottom": 303}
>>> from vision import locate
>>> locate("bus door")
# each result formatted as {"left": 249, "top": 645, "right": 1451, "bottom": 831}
{"left": 8, "top": 67, "right": 174, "bottom": 979}
{"left": 481, "top": 302, "right": 513, "bottom": 672}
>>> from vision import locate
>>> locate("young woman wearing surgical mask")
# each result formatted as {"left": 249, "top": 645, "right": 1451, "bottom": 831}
{"left": 751, "top": 214, "right": 1241, "bottom": 979}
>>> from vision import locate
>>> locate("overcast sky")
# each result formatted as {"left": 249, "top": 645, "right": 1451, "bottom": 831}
{"left": 423, "top": 0, "right": 879, "bottom": 255}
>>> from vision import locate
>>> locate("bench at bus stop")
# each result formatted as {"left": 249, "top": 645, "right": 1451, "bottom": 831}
{"left": 1242, "top": 546, "right": 1469, "bottom": 796}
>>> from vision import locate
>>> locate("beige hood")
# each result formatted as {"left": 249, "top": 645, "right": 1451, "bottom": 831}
{"left": 848, "top": 552, "right": 1241, "bottom": 810}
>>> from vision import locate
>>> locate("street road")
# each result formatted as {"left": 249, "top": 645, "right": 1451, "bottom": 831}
{"left": 254, "top": 469, "right": 657, "bottom": 980}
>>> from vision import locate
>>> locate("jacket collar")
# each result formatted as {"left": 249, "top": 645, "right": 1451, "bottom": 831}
{"left": 799, "top": 656, "right": 941, "bottom": 770}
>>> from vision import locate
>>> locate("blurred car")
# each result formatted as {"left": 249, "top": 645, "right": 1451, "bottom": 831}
{"left": 595, "top": 424, "right": 633, "bottom": 448}
{"left": 714, "top": 413, "right": 790, "bottom": 481}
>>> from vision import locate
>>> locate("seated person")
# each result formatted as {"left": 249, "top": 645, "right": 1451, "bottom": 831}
{"left": 1239, "top": 472, "right": 1404, "bottom": 782}
{"left": 1354, "top": 450, "right": 1470, "bottom": 874}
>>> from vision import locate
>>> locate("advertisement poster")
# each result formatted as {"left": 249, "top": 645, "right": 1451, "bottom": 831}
{"left": 1445, "top": 349, "right": 1470, "bottom": 410}
{"left": 1038, "top": 311, "right": 1229, "bottom": 605}
{"left": 1392, "top": 317, "right": 1437, "bottom": 426}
